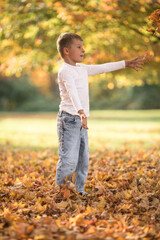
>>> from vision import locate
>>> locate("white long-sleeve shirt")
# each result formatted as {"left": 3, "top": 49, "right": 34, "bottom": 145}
{"left": 58, "top": 61, "right": 126, "bottom": 117}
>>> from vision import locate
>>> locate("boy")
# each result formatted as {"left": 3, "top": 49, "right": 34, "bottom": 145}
{"left": 56, "top": 32, "right": 143, "bottom": 195}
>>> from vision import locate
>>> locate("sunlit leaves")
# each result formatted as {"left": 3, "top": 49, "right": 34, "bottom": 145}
{"left": 142, "top": 51, "right": 154, "bottom": 63}
{"left": 0, "top": 0, "right": 159, "bottom": 79}
{"left": 0, "top": 145, "right": 160, "bottom": 239}
{"left": 147, "top": 9, "right": 160, "bottom": 35}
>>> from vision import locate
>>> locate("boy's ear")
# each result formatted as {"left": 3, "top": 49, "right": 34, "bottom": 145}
{"left": 63, "top": 47, "right": 69, "bottom": 55}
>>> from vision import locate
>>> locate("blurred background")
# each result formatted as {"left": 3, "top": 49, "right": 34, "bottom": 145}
{"left": 0, "top": 0, "right": 160, "bottom": 151}
{"left": 0, "top": 0, "right": 160, "bottom": 111}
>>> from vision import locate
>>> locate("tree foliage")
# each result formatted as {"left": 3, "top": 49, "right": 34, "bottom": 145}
{"left": 147, "top": 9, "right": 160, "bottom": 35}
{"left": 0, "top": 0, "right": 159, "bottom": 85}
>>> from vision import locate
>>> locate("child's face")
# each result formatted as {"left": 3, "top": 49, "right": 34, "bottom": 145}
{"left": 64, "top": 39, "right": 85, "bottom": 65}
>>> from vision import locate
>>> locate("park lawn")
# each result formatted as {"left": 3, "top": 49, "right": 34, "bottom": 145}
{"left": 0, "top": 110, "right": 160, "bottom": 151}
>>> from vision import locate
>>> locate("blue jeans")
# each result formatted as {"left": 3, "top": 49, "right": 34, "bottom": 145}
{"left": 55, "top": 111, "right": 89, "bottom": 192}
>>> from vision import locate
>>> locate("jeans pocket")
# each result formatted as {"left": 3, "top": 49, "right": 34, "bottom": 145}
{"left": 63, "top": 115, "right": 75, "bottom": 123}
{"left": 63, "top": 116, "right": 76, "bottom": 132}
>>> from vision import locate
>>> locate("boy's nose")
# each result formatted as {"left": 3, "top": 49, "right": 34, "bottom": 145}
{"left": 82, "top": 48, "right": 85, "bottom": 53}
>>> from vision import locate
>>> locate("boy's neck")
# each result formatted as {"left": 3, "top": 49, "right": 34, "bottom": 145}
{"left": 64, "top": 59, "right": 76, "bottom": 66}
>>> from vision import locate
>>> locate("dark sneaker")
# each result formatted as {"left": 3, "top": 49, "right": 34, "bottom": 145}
{"left": 79, "top": 191, "right": 88, "bottom": 196}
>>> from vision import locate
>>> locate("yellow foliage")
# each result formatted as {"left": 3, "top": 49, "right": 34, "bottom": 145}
{"left": 0, "top": 145, "right": 160, "bottom": 239}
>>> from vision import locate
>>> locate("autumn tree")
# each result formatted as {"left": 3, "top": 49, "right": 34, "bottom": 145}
{"left": 0, "top": 0, "right": 159, "bottom": 91}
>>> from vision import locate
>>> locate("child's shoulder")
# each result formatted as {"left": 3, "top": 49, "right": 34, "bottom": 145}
{"left": 59, "top": 62, "right": 85, "bottom": 73}
{"left": 58, "top": 63, "right": 68, "bottom": 74}
{"left": 58, "top": 63, "right": 80, "bottom": 78}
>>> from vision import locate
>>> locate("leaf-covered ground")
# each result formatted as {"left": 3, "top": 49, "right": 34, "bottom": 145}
{"left": 0, "top": 145, "right": 160, "bottom": 240}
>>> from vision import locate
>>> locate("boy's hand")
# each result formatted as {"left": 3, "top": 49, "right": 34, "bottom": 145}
{"left": 125, "top": 57, "right": 144, "bottom": 71}
{"left": 78, "top": 110, "right": 88, "bottom": 129}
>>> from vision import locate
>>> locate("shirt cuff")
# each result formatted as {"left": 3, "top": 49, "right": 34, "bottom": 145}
{"left": 123, "top": 60, "right": 126, "bottom": 68}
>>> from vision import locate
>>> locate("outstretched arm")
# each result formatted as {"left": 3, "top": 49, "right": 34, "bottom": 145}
{"left": 125, "top": 57, "right": 144, "bottom": 71}
{"left": 81, "top": 61, "right": 125, "bottom": 76}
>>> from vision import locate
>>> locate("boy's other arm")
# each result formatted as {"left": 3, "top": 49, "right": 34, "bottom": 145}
{"left": 60, "top": 71, "right": 83, "bottom": 114}
{"left": 78, "top": 109, "right": 88, "bottom": 130}
{"left": 61, "top": 71, "right": 88, "bottom": 129}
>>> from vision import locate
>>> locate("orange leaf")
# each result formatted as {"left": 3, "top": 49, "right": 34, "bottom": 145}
{"left": 84, "top": 226, "right": 96, "bottom": 235}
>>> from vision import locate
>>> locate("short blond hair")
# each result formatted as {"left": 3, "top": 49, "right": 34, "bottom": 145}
{"left": 57, "top": 32, "right": 83, "bottom": 58}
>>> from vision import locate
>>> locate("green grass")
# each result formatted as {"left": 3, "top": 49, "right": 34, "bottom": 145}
{"left": 0, "top": 110, "right": 160, "bottom": 152}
